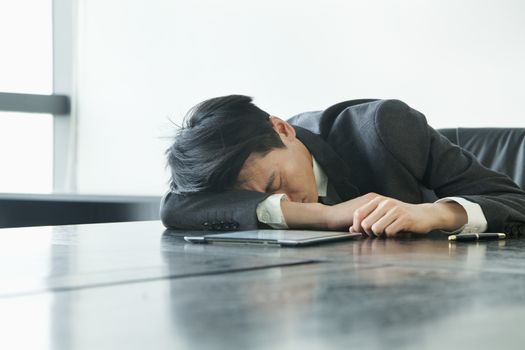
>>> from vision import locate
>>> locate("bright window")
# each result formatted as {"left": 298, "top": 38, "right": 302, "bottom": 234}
{"left": 0, "top": 112, "right": 53, "bottom": 193}
{"left": 0, "top": 0, "right": 53, "bottom": 193}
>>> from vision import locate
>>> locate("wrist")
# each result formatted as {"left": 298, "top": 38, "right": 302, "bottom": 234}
{"left": 430, "top": 202, "right": 468, "bottom": 231}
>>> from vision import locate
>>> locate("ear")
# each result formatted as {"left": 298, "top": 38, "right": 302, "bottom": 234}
{"left": 269, "top": 116, "right": 296, "bottom": 141}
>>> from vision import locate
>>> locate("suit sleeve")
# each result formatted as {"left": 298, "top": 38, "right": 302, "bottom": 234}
{"left": 160, "top": 190, "right": 273, "bottom": 230}
{"left": 375, "top": 100, "right": 525, "bottom": 235}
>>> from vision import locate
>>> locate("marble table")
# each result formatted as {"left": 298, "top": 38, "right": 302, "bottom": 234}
{"left": 1, "top": 221, "right": 524, "bottom": 349}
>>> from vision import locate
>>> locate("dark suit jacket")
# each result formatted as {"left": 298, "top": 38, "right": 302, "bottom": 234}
{"left": 161, "top": 99, "right": 525, "bottom": 234}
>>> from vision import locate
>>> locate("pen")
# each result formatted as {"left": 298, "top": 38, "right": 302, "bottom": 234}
{"left": 448, "top": 233, "right": 506, "bottom": 242}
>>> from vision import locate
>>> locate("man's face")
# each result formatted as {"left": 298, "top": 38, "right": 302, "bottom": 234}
{"left": 235, "top": 117, "right": 318, "bottom": 203}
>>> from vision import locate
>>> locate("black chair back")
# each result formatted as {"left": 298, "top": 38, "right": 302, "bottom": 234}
{"left": 439, "top": 128, "right": 525, "bottom": 189}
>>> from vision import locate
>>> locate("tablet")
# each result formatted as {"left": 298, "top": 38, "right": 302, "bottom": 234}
{"left": 184, "top": 230, "right": 362, "bottom": 247}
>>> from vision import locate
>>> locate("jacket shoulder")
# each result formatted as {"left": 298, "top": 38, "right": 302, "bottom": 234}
{"left": 288, "top": 99, "right": 378, "bottom": 137}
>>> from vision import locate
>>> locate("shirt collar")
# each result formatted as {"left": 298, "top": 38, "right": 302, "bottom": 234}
{"left": 312, "top": 156, "right": 328, "bottom": 197}
{"left": 294, "top": 126, "right": 360, "bottom": 201}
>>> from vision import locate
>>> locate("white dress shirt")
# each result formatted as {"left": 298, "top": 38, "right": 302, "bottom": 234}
{"left": 256, "top": 157, "right": 488, "bottom": 233}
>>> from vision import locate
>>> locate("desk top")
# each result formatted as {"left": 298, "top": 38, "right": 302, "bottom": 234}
{"left": 1, "top": 221, "right": 524, "bottom": 350}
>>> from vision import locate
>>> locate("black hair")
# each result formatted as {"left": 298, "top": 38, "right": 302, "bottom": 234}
{"left": 166, "top": 95, "right": 286, "bottom": 193}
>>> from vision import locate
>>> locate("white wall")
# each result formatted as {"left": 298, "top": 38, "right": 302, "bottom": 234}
{"left": 75, "top": 0, "right": 525, "bottom": 195}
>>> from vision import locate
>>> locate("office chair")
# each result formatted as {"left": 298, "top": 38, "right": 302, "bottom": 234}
{"left": 439, "top": 128, "right": 525, "bottom": 189}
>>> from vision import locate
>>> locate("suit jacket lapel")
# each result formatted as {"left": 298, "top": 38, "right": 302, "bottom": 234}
{"left": 294, "top": 126, "right": 360, "bottom": 201}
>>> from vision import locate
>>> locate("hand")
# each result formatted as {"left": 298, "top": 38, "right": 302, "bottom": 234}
{"left": 351, "top": 194, "right": 467, "bottom": 237}
{"left": 323, "top": 192, "right": 382, "bottom": 230}
{"left": 282, "top": 192, "right": 467, "bottom": 235}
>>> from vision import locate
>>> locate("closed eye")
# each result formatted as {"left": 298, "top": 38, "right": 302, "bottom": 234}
{"left": 264, "top": 171, "right": 276, "bottom": 193}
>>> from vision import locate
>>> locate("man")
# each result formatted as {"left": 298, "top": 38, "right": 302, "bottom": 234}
{"left": 161, "top": 95, "right": 525, "bottom": 237}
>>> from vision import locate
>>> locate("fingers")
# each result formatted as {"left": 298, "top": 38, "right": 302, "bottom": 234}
{"left": 353, "top": 197, "right": 407, "bottom": 237}
{"left": 384, "top": 219, "right": 406, "bottom": 237}
{"left": 352, "top": 196, "right": 383, "bottom": 235}
{"left": 369, "top": 208, "right": 399, "bottom": 235}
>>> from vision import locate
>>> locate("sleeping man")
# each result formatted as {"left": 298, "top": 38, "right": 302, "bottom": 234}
{"left": 161, "top": 95, "right": 525, "bottom": 237}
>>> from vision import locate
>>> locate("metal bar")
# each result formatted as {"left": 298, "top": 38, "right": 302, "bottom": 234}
{"left": 0, "top": 92, "right": 70, "bottom": 115}
{"left": 53, "top": 0, "right": 75, "bottom": 192}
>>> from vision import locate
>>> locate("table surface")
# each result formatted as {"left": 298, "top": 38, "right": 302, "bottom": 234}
{"left": 1, "top": 221, "right": 524, "bottom": 350}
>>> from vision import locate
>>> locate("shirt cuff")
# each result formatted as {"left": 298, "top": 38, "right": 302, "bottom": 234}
{"left": 256, "top": 193, "right": 289, "bottom": 229}
{"left": 435, "top": 197, "right": 488, "bottom": 234}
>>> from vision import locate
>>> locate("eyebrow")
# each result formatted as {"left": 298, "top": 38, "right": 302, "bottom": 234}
{"left": 264, "top": 171, "right": 276, "bottom": 193}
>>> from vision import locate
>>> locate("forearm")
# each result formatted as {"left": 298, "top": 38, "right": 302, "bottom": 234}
{"left": 281, "top": 201, "right": 329, "bottom": 230}
{"left": 460, "top": 193, "right": 525, "bottom": 233}
{"left": 281, "top": 193, "right": 382, "bottom": 231}
{"left": 161, "top": 190, "right": 271, "bottom": 230}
